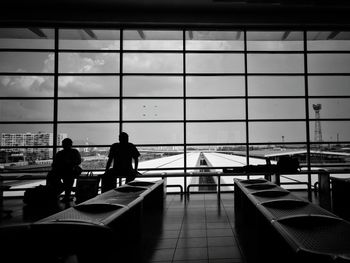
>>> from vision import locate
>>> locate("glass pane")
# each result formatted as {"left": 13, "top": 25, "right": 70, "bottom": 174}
{"left": 58, "top": 123, "right": 119, "bottom": 145}
{"left": 58, "top": 76, "right": 119, "bottom": 97}
{"left": 0, "top": 147, "right": 54, "bottom": 165}
{"left": 248, "top": 76, "right": 304, "bottom": 96}
{"left": 123, "top": 99, "right": 183, "bottom": 120}
{"left": 249, "top": 122, "right": 306, "bottom": 143}
{"left": 309, "top": 99, "right": 350, "bottom": 119}
{"left": 187, "top": 122, "right": 245, "bottom": 144}
{"left": 307, "top": 31, "right": 350, "bottom": 51}
{"left": 123, "top": 53, "right": 182, "bottom": 73}
{"left": 138, "top": 146, "right": 184, "bottom": 175}
{"left": 309, "top": 121, "right": 350, "bottom": 142}
{"left": 249, "top": 99, "right": 305, "bottom": 119}
{"left": 247, "top": 31, "right": 303, "bottom": 51}
{"left": 186, "top": 30, "right": 244, "bottom": 50}
{"left": 76, "top": 146, "right": 109, "bottom": 170}
{"left": 186, "top": 54, "right": 244, "bottom": 73}
{"left": 187, "top": 99, "right": 245, "bottom": 120}
{"left": 248, "top": 144, "right": 309, "bottom": 190}
{"left": 59, "top": 29, "right": 120, "bottom": 50}
{"left": 123, "top": 123, "right": 184, "bottom": 144}
{"left": 0, "top": 76, "right": 54, "bottom": 97}
{"left": 124, "top": 30, "right": 182, "bottom": 50}
{"left": 58, "top": 99, "right": 119, "bottom": 121}
{"left": 0, "top": 100, "right": 53, "bottom": 121}
{"left": 0, "top": 123, "right": 52, "bottom": 134}
{"left": 59, "top": 53, "right": 119, "bottom": 73}
{"left": 138, "top": 146, "right": 185, "bottom": 193}
{"left": 249, "top": 144, "right": 307, "bottom": 166}
{"left": 309, "top": 76, "right": 350, "bottom": 96}
{"left": 187, "top": 76, "right": 245, "bottom": 97}
{"left": 123, "top": 76, "right": 182, "bottom": 97}
{"left": 247, "top": 54, "right": 304, "bottom": 73}
{"left": 308, "top": 54, "right": 350, "bottom": 73}
{"left": 310, "top": 143, "right": 350, "bottom": 168}
{"left": 0, "top": 124, "right": 55, "bottom": 162}
{"left": 187, "top": 145, "right": 248, "bottom": 168}
{"left": 0, "top": 52, "right": 54, "bottom": 73}
{"left": 0, "top": 28, "right": 54, "bottom": 49}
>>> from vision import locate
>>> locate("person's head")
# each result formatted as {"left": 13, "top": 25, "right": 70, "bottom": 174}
{"left": 119, "top": 132, "right": 129, "bottom": 144}
{"left": 62, "top": 138, "right": 73, "bottom": 150}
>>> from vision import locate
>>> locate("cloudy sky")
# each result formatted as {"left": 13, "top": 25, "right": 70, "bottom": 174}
{"left": 1, "top": 29, "right": 350, "bottom": 146}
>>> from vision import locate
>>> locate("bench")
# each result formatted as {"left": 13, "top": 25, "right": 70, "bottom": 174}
{"left": 0, "top": 179, "right": 165, "bottom": 263}
{"left": 234, "top": 178, "right": 350, "bottom": 263}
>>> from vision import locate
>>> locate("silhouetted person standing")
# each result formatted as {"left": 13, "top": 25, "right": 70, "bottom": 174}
{"left": 52, "top": 138, "right": 82, "bottom": 202}
{"left": 104, "top": 132, "right": 140, "bottom": 191}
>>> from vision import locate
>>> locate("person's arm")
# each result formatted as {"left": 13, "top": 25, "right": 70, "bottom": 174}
{"left": 105, "top": 145, "right": 113, "bottom": 172}
{"left": 75, "top": 150, "right": 82, "bottom": 165}
{"left": 134, "top": 157, "right": 139, "bottom": 172}
{"left": 105, "top": 157, "right": 112, "bottom": 172}
{"left": 133, "top": 145, "right": 140, "bottom": 173}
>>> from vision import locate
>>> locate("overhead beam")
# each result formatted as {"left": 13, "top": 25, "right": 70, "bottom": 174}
{"left": 28, "top": 28, "right": 47, "bottom": 38}
{"left": 327, "top": 31, "right": 340, "bottom": 40}
{"left": 84, "top": 29, "right": 97, "bottom": 40}
{"left": 137, "top": 30, "right": 146, "bottom": 40}
{"left": 282, "top": 31, "right": 290, "bottom": 40}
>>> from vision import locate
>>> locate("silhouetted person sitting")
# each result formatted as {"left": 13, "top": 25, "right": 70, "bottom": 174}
{"left": 51, "top": 138, "right": 82, "bottom": 202}
{"left": 103, "top": 132, "right": 140, "bottom": 192}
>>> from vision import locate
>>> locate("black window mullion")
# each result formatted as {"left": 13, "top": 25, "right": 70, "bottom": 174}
{"left": 183, "top": 30, "right": 187, "bottom": 193}
{"left": 244, "top": 30, "right": 250, "bottom": 172}
{"left": 304, "top": 30, "right": 312, "bottom": 201}
{"left": 53, "top": 28, "right": 59, "bottom": 155}
{"left": 119, "top": 30, "right": 123, "bottom": 134}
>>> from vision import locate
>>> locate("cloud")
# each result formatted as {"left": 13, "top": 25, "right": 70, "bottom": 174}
{"left": 1, "top": 76, "right": 11, "bottom": 86}
{"left": 59, "top": 53, "right": 112, "bottom": 73}
{"left": 43, "top": 53, "right": 55, "bottom": 73}
{"left": 58, "top": 76, "right": 75, "bottom": 87}
{"left": 0, "top": 76, "right": 52, "bottom": 97}
{"left": 16, "top": 76, "right": 45, "bottom": 89}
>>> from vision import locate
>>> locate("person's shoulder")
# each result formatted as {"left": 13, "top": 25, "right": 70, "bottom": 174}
{"left": 72, "top": 148, "right": 80, "bottom": 154}
{"left": 111, "top": 142, "right": 121, "bottom": 148}
{"left": 109, "top": 143, "right": 120, "bottom": 151}
{"left": 56, "top": 149, "right": 64, "bottom": 155}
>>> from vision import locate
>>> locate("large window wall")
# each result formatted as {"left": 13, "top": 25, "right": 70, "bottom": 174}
{"left": 1, "top": 28, "right": 350, "bottom": 176}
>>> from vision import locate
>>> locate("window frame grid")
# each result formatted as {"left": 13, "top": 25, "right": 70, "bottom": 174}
{"left": 1, "top": 28, "right": 350, "bottom": 172}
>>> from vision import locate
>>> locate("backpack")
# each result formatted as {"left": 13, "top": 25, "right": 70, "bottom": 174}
{"left": 23, "top": 185, "right": 58, "bottom": 207}
{"left": 277, "top": 156, "right": 300, "bottom": 173}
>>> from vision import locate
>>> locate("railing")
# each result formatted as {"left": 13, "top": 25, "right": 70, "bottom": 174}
{"left": 1, "top": 168, "right": 350, "bottom": 201}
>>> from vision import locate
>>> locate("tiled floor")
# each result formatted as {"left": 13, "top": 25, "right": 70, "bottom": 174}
{"left": 1, "top": 191, "right": 314, "bottom": 263}
{"left": 141, "top": 193, "right": 245, "bottom": 263}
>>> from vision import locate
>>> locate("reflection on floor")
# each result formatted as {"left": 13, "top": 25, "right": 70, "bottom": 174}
{"left": 1, "top": 191, "right": 312, "bottom": 263}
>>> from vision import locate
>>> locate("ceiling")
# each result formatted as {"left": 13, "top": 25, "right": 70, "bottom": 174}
{"left": 2, "top": 0, "right": 350, "bottom": 27}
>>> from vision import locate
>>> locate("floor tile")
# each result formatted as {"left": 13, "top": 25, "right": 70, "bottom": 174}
{"left": 174, "top": 247, "right": 208, "bottom": 261}
{"left": 173, "top": 261, "right": 208, "bottom": 263}
{"left": 207, "top": 228, "right": 234, "bottom": 237}
{"left": 207, "top": 237, "right": 237, "bottom": 247}
{"left": 149, "top": 249, "right": 175, "bottom": 262}
{"left": 180, "top": 229, "right": 207, "bottom": 238}
{"left": 206, "top": 222, "right": 232, "bottom": 229}
{"left": 209, "top": 259, "right": 242, "bottom": 263}
{"left": 177, "top": 237, "right": 208, "bottom": 248}
{"left": 208, "top": 246, "right": 242, "bottom": 260}
{"left": 150, "top": 238, "right": 178, "bottom": 249}
{"left": 160, "top": 230, "right": 180, "bottom": 238}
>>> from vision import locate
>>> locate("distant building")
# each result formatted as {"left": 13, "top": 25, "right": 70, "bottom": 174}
{"left": 0, "top": 132, "right": 67, "bottom": 160}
